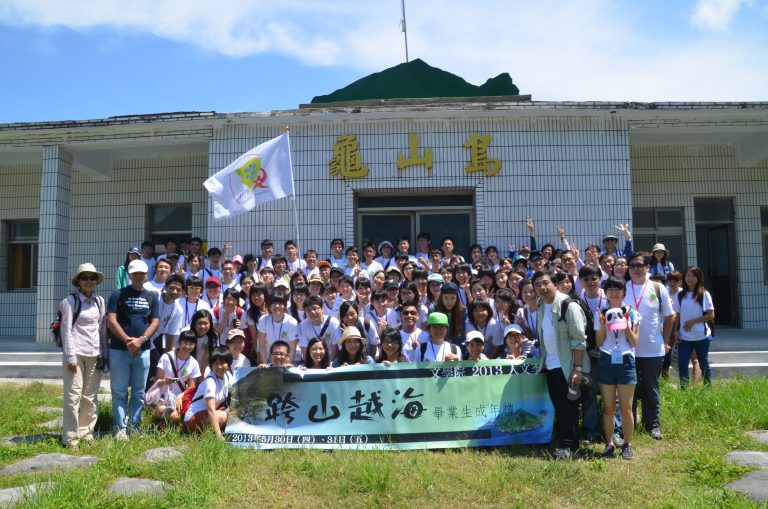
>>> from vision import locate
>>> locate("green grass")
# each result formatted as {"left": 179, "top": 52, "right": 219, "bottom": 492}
{"left": 1, "top": 378, "right": 767, "bottom": 508}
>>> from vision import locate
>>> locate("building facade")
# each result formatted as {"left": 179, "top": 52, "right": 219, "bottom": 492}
{"left": 0, "top": 100, "right": 766, "bottom": 342}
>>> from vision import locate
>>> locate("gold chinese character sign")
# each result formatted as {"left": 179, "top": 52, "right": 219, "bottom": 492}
{"left": 397, "top": 132, "right": 433, "bottom": 174}
{"left": 464, "top": 133, "right": 501, "bottom": 176}
{"left": 329, "top": 134, "right": 369, "bottom": 178}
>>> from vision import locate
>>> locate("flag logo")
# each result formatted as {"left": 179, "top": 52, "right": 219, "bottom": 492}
{"left": 236, "top": 157, "right": 268, "bottom": 190}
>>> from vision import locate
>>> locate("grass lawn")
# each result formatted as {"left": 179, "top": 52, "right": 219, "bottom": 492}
{"left": 0, "top": 377, "right": 767, "bottom": 508}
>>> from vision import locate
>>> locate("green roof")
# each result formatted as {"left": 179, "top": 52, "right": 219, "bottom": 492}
{"left": 311, "top": 58, "right": 520, "bottom": 104}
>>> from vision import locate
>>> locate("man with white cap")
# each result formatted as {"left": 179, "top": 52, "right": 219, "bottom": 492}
{"left": 106, "top": 259, "right": 160, "bottom": 441}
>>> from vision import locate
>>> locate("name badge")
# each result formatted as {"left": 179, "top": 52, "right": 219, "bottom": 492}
{"left": 611, "top": 349, "right": 623, "bottom": 365}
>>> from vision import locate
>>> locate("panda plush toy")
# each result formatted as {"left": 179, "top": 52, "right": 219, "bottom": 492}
{"left": 603, "top": 306, "right": 630, "bottom": 331}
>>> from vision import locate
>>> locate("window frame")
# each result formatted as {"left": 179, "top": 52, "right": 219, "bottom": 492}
{"left": 146, "top": 204, "right": 193, "bottom": 255}
{"left": 7, "top": 220, "right": 39, "bottom": 291}
{"left": 632, "top": 207, "right": 686, "bottom": 270}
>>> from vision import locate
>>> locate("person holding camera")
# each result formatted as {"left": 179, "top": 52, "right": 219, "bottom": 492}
{"left": 59, "top": 263, "right": 107, "bottom": 450}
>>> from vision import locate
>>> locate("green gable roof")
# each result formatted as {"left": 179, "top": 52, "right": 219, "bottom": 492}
{"left": 311, "top": 58, "right": 520, "bottom": 104}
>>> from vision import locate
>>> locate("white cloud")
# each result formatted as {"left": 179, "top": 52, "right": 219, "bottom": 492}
{"left": 1, "top": 0, "right": 767, "bottom": 101}
{"left": 692, "top": 0, "right": 752, "bottom": 31}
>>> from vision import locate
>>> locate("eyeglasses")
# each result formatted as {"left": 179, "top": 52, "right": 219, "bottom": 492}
{"left": 79, "top": 275, "right": 99, "bottom": 282}
{"left": 628, "top": 263, "right": 646, "bottom": 269}
{"left": 401, "top": 310, "right": 419, "bottom": 316}
{"left": 271, "top": 352, "right": 289, "bottom": 358}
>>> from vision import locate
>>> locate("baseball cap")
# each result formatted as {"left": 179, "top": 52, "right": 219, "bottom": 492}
{"left": 427, "top": 312, "right": 449, "bottom": 326}
{"left": 466, "top": 331, "right": 485, "bottom": 344}
{"left": 127, "top": 260, "right": 149, "bottom": 274}
{"left": 205, "top": 276, "right": 222, "bottom": 287}
{"left": 226, "top": 329, "right": 245, "bottom": 342}
{"left": 503, "top": 324, "right": 525, "bottom": 338}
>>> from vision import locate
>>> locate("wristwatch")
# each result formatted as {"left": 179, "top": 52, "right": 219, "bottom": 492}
{"left": 142, "top": 335, "right": 149, "bottom": 343}
{"left": 573, "top": 365, "right": 583, "bottom": 372}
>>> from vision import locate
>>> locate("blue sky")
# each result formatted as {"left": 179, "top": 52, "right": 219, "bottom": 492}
{"left": 1, "top": 0, "right": 766, "bottom": 124}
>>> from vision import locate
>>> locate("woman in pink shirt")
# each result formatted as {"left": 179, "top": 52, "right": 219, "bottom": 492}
{"left": 59, "top": 263, "right": 107, "bottom": 450}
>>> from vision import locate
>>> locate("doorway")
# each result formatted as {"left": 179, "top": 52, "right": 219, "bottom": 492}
{"left": 356, "top": 194, "right": 475, "bottom": 258}
{"left": 694, "top": 198, "right": 738, "bottom": 326}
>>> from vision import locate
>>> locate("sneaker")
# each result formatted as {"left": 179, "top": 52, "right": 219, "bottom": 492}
{"left": 114, "top": 429, "right": 129, "bottom": 442}
{"left": 81, "top": 434, "right": 95, "bottom": 444}
{"left": 601, "top": 444, "right": 616, "bottom": 458}
{"left": 612, "top": 433, "right": 625, "bottom": 447}
{"left": 552, "top": 448, "right": 574, "bottom": 460}
{"left": 621, "top": 443, "right": 634, "bottom": 460}
{"left": 650, "top": 429, "right": 663, "bottom": 441}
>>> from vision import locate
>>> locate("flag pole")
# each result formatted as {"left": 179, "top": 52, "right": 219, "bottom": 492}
{"left": 286, "top": 126, "right": 302, "bottom": 259}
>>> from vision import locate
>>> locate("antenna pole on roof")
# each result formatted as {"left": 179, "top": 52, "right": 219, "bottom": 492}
{"left": 400, "top": 0, "right": 409, "bottom": 62}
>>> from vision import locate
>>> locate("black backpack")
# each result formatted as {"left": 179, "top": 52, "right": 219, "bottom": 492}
{"left": 559, "top": 297, "right": 594, "bottom": 350}
{"left": 51, "top": 293, "right": 102, "bottom": 348}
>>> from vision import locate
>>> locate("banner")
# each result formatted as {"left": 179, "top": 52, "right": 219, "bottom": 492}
{"left": 203, "top": 131, "right": 294, "bottom": 220}
{"left": 226, "top": 360, "right": 554, "bottom": 450}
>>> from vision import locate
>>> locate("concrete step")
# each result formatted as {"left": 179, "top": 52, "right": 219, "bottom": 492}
{"left": 675, "top": 351, "right": 768, "bottom": 379}
{"left": 0, "top": 353, "right": 111, "bottom": 380}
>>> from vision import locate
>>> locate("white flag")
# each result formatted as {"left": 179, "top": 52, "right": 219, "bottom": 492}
{"left": 204, "top": 132, "right": 295, "bottom": 220}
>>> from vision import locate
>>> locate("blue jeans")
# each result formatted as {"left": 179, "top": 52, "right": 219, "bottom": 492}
{"left": 677, "top": 337, "right": 712, "bottom": 387}
{"left": 109, "top": 348, "right": 150, "bottom": 432}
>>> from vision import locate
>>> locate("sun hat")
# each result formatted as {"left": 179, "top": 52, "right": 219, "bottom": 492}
{"left": 651, "top": 243, "right": 669, "bottom": 256}
{"left": 602, "top": 231, "right": 619, "bottom": 242}
{"left": 72, "top": 263, "right": 104, "bottom": 286}
{"left": 127, "top": 259, "right": 149, "bottom": 275}
{"left": 339, "top": 326, "right": 365, "bottom": 345}
{"left": 377, "top": 240, "right": 394, "bottom": 253}
{"left": 128, "top": 246, "right": 141, "bottom": 255}
{"left": 427, "top": 312, "right": 449, "bottom": 326}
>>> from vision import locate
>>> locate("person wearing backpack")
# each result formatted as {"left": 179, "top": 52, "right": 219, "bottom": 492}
{"left": 59, "top": 263, "right": 107, "bottom": 450}
{"left": 419, "top": 312, "right": 462, "bottom": 362}
{"left": 672, "top": 266, "right": 715, "bottom": 388}
{"left": 625, "top": 252, "right": 674, "bottom": 441}
{"left": 183, "top": 346, "right": 232, "bottom": 439}
{"left": 532, "top": 269, "right": 591, "bottom": 460}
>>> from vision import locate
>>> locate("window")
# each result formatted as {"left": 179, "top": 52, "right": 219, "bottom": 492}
{"left": 8, "top": 221, "right": 39, "bottom": 290}
{"left": 762, "top": 208, "right": 768, "bottom": 284}
{"left": 632, "top": 208, "right": 685, "bottom": 271}
{"left": 147, "top": 204, "right": 192, "bottom": 254}
{"left": 356, "top": 194, "right": 475, "bottom": 257}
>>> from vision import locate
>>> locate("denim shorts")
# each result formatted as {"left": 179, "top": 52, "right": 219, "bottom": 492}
{"left": 597, "top": 351, "right": 637, "bottom": 386}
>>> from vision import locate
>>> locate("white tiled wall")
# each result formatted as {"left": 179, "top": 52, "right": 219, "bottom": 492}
{"left": 631, "top": 144, "right": 768, "bottom": 328}
{"left": 206, "top": 116, "right": 632, "bottom": 261}
{"left": 0, "top": 162, "right": 41, "bottom": 336}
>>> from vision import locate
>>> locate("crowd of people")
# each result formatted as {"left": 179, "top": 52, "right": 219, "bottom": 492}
{"left": 57, "top": 220, "right": 715, "bottom": 461}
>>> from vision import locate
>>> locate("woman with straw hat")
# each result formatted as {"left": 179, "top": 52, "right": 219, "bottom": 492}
{"left": 59, "top": 263, "right": 107, "bottom": 450}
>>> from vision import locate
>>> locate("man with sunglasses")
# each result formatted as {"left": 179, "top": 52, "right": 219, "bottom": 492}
{"left": 625, "top": 252, "right": 674, "bottom": 441}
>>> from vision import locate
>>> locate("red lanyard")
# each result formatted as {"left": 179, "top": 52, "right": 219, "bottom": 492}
{"left": 631, "top": 282, "right": 648, "bottom": 310}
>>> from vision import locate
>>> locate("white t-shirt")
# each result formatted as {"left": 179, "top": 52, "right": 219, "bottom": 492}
{"left": 399, "top": 328, "right": 424, "bottom": 362}
{"left": 287, "top": 258, "right": 307, "bottom": 274}
{"left": 221, "top": 280, "right": 241, "bottom": 294}
{"left": 157, "top": 253, "right": 185, "bottom": 272}
{"left": 157, "top": 352, "right": 201, "bottom": 396}
{"left": 183, "top": 373, "right": 232, "bottom": 420}
{"left": 464, "top": 317, "right": 503, "bottom": 356}
{"left": 178, "top": 297, "right": 211, "bottom": 328}
{"left": 624, "top": 280, "right": 675, "bottom": 358}
{"left": 541, "top": 302, "right": 561, "bottom": 370}
{"left": 672, "top": 290, "right": 714, "bottom": 341}
{"left": 420, "top": 341, "right": 462, "bottom": 362}
{"left": 374, "top": 256, "right": 394, "bottom": 270}
{"left": 257, "top": 314, "right": 300, "bottom": 354}
{"left": 214, "top": 308, "right": 243, "bottom": 340}
{"left": 515, "top": 307, "right": 539, "bottom": 340}
{"left": 142, "top": 256, "right": 156, "bottom": 278}
{"left": 361, "top": 260, "right": 384, "bottom": 275}
{"left": 231, "top": 354, "right": 251, "bottom": 376}
{"left": 143, "top": 279, "right": 164, "bottom": 298}
{"left": 154, "top": 298, "right": 185, "bottom": 348}
{"left": 594, "top": 309, "right": 641, "bottom": 355}
{"left": 298, "top": 316, "right": 340, "bottom": 351}
{"left": 329, "top": 256, "right": 346, "bottom": 269}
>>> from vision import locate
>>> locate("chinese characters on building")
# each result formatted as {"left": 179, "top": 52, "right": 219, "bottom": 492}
{"left": 328, "top": 132, "right": 502, "bottom": 179}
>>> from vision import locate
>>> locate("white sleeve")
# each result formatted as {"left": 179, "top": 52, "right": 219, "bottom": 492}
{"left": 702, "top": 291, "right": 714, "bottom": 312}
{"left": 256, "top": 315, "right": 268, "bottom": 334}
